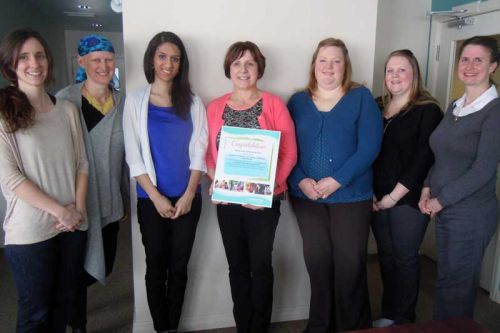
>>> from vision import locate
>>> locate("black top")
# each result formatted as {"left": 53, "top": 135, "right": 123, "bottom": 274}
{"left": 373, "top": 97, "right": 443, "bottom": 209}
{"left": 81, "top": 96, "right": 104, "bottom": 131}
{"left": 215, "top": 99, "right": 263, "bottom": 148}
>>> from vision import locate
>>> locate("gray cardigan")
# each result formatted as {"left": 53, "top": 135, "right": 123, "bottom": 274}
{"left": 426, "top": 97, "right": 500, "bottom": 209}
{"left": 57, "top": 83, "right": 127, "bottom": 283}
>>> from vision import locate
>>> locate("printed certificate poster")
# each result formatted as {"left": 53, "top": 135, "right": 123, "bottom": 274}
{"left": 212, "top": 126, "right": 281, "bottom": 208}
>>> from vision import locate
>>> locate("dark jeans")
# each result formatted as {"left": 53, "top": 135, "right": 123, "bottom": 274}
{"left": 217, "top": 201, "right": 281, "bottom": 333}
{"left": 290, "top": 197, "right": 372, "bottom": 333}
{"left": 434, "top": 200, "right": 498, "bottom": 320}
{"left": 69, "top": 221, "right": 120, "bottom": 329}
{"left": 5, "top": 231, "right": 87, "bottom": 333}
{"left": 372, "top": 204, "right": 429, "bottom": 324}
{"left": 137, "top": 194, "right": 201, "bottom": 332}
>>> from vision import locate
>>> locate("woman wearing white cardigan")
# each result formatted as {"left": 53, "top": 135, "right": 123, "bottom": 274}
{"left": 123, "top": 31, "right": 207, "bottom": 333}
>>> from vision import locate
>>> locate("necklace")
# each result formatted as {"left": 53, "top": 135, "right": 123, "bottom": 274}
{"left": 82, "top": 85, "right": 114, "bottom": 115}
{"left": 383, "top": 105, "right": 409, "bottom": 133}
{"left": 230, "top": 91, "right": 261, "bottom": 107}
{"left": 453, "top": 105, "right": 463, "bottom": 122}
{"left": 383, "top": 116, "right": 395, "bottom": 133}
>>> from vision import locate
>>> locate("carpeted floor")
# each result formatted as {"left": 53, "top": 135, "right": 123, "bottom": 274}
{"left": 1, "top": 219, "right": 500, "bottom": 333}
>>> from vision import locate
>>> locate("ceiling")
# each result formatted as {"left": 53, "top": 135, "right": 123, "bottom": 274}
{"left": 26, "top": 0, "right": 123, "bottom": 32}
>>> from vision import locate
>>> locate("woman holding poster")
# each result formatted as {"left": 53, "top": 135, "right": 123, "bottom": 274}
{"left": 206, "top": 41, "right": 297, "bottom": 333}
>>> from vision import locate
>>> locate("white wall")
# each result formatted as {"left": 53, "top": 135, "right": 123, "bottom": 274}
{"left": 122, "top": 0, "right": 379, "bottom": 331}
{"left": 372, "top": 0, "right": 433, "bottom": 97}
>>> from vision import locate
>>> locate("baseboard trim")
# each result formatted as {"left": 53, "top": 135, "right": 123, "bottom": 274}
{"left": 133, "top": 306, "right": 309, "bottom": 332}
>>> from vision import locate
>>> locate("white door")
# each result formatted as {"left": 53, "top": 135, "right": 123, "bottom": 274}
{"left": 422, "top": 1, "right": 500, "bottom": 294}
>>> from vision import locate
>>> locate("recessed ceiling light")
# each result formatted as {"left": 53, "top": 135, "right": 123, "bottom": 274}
{"left": 91, "top": 23, "right": 103, "bottom": 28}
{"left": 77, "top": 5, "right": 92, "bottom": 9}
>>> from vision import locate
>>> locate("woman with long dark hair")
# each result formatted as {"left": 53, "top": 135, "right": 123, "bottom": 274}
{"left": 123, "top": 31, "right": 207, "bottom": 333}
{"left": 0, "top": 28, "right": 88, "bottom": 333}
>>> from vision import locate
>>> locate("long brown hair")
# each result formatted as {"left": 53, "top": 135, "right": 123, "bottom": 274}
{"left": 143, "top": 31, "right": 193, "bottom": 120}
{"left": 381, "top": 49, "right": 439, "bottom": 110}
{"left": 0, "top": 28, "right": 54, "bottom": 132}
{"left": 306, "top": 37, "right": 360, "bottom": 96}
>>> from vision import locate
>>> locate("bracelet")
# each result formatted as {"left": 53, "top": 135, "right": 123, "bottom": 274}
{"left": 388, "top": 193, "right": 397, "bottom": 202}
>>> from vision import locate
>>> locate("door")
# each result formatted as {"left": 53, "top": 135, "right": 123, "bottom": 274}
{"left": 423, "top": 0, "right": 500, "bottom": 295}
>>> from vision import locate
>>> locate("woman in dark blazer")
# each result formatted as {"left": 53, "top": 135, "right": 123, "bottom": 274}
{"left": 372, "top": 49, "right": 442, "bottom": 327}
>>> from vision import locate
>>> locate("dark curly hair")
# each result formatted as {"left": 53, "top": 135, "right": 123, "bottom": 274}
{"left": 0, "top": 28, "right": 54, "bottom": 132}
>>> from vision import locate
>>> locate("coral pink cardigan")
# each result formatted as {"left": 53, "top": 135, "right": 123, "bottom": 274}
{"left": 206, "top": 91, "right": 297, "bottom": 195}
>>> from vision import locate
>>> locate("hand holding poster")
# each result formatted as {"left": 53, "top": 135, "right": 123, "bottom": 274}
{"left": 212, "top": 126, "right": 281, "bottom": 207}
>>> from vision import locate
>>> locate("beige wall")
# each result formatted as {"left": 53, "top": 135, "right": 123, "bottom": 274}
{"left": 122, "top": 0, "right": 379, "bottom": 331}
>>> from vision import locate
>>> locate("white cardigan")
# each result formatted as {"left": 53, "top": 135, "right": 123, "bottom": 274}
{"left": 123, "top": 84, "right": 208, "bottom": 185}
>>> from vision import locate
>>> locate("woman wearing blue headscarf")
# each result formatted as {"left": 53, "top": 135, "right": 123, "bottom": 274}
{"left": 57, "top": 34, "right": 127, "bottom": 333}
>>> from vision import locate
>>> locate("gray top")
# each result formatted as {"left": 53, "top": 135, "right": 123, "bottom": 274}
{"left": 426, "top": 98, "right": 500, "bottom": 209}
{"left": 57, "top": 83, "right": 126, "bottom": 283}
{"left": 0, "top": 99, "right": 88, "bottom": 244}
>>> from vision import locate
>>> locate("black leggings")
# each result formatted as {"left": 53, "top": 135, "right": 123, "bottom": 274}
{"left": 137, "top": 194, "right": 201, "bottom": 332}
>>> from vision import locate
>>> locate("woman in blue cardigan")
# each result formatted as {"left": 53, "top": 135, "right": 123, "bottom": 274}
{"left": 288, "top": 38, "right": 382, "bottom": 332}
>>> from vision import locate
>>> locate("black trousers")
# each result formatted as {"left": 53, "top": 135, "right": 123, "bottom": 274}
{"left": 372, "top": 204, "right": 429, "bottom": 324}
{"left": 217, "top": 201, "right": 281, "bottom": 333}
{"left": 69, "top": 221, "right": 120, "bottom": 329}
{"left": 137, "top": 195, "right": 201, "bottom": 332}
{"left": 290, "top": 197, "right": 372, "bottom": 333}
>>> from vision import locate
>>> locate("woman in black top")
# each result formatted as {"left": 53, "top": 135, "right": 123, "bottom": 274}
{"left": 371, "top": 49, "right": 442, "bottom": 327}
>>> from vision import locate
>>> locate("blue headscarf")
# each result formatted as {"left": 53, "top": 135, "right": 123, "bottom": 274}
{"left": 75, "top": 35, "right": 116, "bottom": 84}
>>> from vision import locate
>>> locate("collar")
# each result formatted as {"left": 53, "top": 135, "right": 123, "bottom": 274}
{"left": 454, "top": 85, "right": 498, "bottom": 112}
